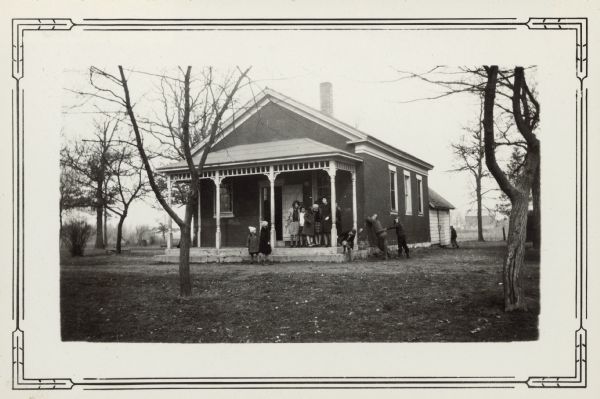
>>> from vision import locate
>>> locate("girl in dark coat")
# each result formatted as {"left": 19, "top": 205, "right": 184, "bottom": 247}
{"left": 303, "top": 206, "right": 315, "bottom": 246}
{"left": 258, "top": 220, "right": 272, "bottom": 264}
{"left": 312, "top": 203, "right": 322, "bottom": 246}
{"left": 320, "top": 197, "right": 332, "bottom": 246}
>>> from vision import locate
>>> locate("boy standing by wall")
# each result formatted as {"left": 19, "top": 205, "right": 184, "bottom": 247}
{"left": 390, "top": 217, "right": 410, "bottom": 258}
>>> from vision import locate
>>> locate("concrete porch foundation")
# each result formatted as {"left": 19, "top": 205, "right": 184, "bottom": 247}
{"left": 155, "top": 246, "right": 364, "bottom": 263}
{"left": 154, "top": 242, "right": 430, "bottom": 264}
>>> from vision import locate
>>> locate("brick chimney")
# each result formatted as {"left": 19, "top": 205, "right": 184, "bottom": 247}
{"left": 319, "top": 82, "right": 333, "bottom": 116}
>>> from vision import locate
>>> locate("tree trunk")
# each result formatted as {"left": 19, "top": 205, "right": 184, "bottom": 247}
{"left": 503, "top": 192, "right": 530, "bottom": 311}
{"left": 178, "top": 224, "right": 192, "bottom": 296}
{"left": 103, "top": 205, "right": 108, "bottom": 247}
{"left": 116, "top": 215, "right": 125, "bottom": 254}
{"left": 476, "top": 171, "right": 485, "bottom": 242}
{"left": 532, "top": 162, "right": 541, "bottom": 249}
{"left": 95, "top": 185, "right": 104, "bottom": 249}
{"left": 482, "top": 65, "right": 539, "bottom": 313}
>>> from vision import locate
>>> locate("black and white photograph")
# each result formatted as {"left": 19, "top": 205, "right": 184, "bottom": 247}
{"left": 1, "top": 0, "right": 599, "bottom": 396}
{"left": 60, "top": 64, "right": 540, "bottom": 343}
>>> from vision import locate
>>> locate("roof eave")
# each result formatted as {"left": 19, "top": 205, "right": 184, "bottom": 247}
{"left": 156, "top": 152, "right": 363, "bottom": 174}
{"left": 348, "top": 138, "right": 434, "bottom": 170}
{"left": 429, "top": 204, "right": 455, "bottom": 210}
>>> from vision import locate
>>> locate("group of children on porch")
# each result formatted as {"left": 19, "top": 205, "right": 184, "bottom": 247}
{"left": 246, "top": 195, "right": 423, "bottom": 264}
{"left": 286, "top": 197, "right": 340, "bottom": 248}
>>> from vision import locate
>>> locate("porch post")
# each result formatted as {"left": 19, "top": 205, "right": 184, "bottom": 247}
{"left": 329, "top": 161, "right": 338, "bottom": 246}
{"left": 269, "top": 165, "right": 276, "bottom": 247}
{"left": 197, "top": 184, "right": 201, "bottom": 248}
{"left": 214, "top": 172, "right": 221, "bottom": 249}
{"left": 167, "top": 174, "right": 173, "bottom": 249}
{"left": 352, "top": 170, "right": 358, "bottom": 231}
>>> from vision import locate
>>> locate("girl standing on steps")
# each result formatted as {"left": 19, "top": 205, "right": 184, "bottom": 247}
{"left": 303, "top": 204, "right": 315, "bottom": 246}
{"left": 286, "top": 200, "right": 301, "bottom": 247}
{"left": 313, "top": 203, "right": 322, "bottom": 247}
{"left": 298, "top": 205, "right": 306, "bottom": 247}
{"left": 258, "top": 220, "right": 272, "bottom": 265}
{"left": 247, "top": 226, "right": 259, "bottom": 264}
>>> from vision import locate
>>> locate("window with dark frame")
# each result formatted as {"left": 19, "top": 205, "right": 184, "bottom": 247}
{"left": 316, "top": 172, "right": 330, "bottom": 202}
{"left": 390, "top": 170, "right": 397, "bottom": 211}
{"left": 404, "top": 171, "right": 412, "bottom": 215}
{"left": 417, "top": 176, "right": 423, "bottom": 215}
{"left": 214, "top": 181, "right": 233, "bottom": 216}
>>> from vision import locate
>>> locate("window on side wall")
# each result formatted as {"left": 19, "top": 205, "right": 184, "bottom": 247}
{"left": 416, "top": 175, "right": 424, "bottom": 216}
{"left": 389, "top": 165, "right": 398, "bottom": 213}
{"left": 404, "top": 170, "right": 412, "bottom": 215}
{"left": 214, "top": 180, "right": 234, "bottom": 217}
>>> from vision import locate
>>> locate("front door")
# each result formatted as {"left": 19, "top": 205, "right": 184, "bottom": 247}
{"left": 260, "top": 185, "right": 284, "bottom": 241}
{"left": 274, "top": 186, "right": 283, "bottom": 240}
{"left": 281, "top": 184, "right": 303, "bottom": 242}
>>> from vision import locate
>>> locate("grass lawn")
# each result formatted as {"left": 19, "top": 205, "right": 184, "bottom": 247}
{"left": 60, "top": 241, "right": 539, "bottom": 343}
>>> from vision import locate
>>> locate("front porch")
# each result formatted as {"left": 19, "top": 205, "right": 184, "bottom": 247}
{"left": 160, "top": 138, "right": 362, "bottom": 252}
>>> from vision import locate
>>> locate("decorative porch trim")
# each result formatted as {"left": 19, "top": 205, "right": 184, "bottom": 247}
{"left": 170, "top": 159, "right": 357, "bottom": 182}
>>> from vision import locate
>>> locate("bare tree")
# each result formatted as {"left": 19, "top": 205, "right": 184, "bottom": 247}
{"left": 76, "top": 66, "right": 251, "bottom": 296}
{"left": 104, "top": 137, "right": 149, "bottom": 253}
{"left": 483, "top": 65, "right": 540, "bottom": 311}
{"left": 397, "top": 66, "right": 540, "bottom": 311}
{"left": 60, "top": 120, "right": 120, "bottom": 248}
{"left": 397, "top": 66, "right": 540, "bottom": 248}
{"left": 59, "top": 164, "right": 93, "bottom": 230}
{"left": 450, "top": 98, "right": 491, "bottom": 241}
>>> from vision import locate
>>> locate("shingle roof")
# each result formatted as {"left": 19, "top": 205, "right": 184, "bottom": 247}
{"left": 429, "top": 188, "right": 455, "bottom": 210}
{"left": 158, "top": 138, "right": 361, "bottom": 171}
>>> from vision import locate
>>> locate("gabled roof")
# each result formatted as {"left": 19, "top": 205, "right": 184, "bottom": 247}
{"left": 429, "top": 188, "right": 455, "bottom": 210}
{"left": 188, "top": 87, "right": 433, "bottom": 171}
{"left": 158, "top": 138, "right": 362, "bottom": 172}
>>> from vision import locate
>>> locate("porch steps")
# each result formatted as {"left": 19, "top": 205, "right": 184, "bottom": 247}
{"left": 154, "top": 246, "right": 368, "bottom": 264}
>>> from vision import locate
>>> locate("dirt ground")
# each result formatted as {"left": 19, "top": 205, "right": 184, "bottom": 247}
{"left": 60, "top": 241, "right": 539, "bottom": 343}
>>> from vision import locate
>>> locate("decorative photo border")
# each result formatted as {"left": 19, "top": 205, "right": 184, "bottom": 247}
{"left": 11, "top": 17, "right": 588, "bottom": 390}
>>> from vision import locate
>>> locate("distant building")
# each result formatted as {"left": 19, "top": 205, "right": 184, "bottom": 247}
{"left": 464, "top": 209, "right": 495, "bottom": 228}
{"left": 429, "top": 188, "right": 455, "bottom": 246}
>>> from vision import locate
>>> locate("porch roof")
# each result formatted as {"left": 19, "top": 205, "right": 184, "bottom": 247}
{"left": 158, "top": 138, "right": 362, "bottom": 173}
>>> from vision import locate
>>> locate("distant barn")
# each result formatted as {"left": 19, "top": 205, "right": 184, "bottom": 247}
{"left": 464, "top": 208, "right": 495, "bottom": 228}
{"left": 429, "top": 188, "right": 455, "bottom": 246}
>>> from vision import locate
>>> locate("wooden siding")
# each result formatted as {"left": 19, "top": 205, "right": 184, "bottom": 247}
{"left": 430, "top": 209, "right": 451, "bottom": 246}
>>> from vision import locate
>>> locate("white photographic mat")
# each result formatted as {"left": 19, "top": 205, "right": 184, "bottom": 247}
{"left": 1, "top": 1, "right": 597, "bottom": 397}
